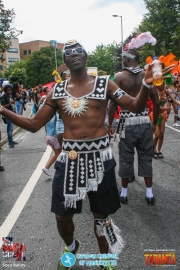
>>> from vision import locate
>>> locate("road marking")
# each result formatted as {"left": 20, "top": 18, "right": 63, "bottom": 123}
{"left": 166, "top": 125, "right": 180, "bottom": 133}
{"left": 0, "top": 146, "right": 52, "bottom": 240}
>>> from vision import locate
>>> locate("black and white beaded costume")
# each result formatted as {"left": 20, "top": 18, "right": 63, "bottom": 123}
{"left": 52, "top": 75, "right": 125, "bottom": 254}
{"left": 115, "top": 67, "right": 150, "bottom": 141}
{"left": 52, "top": 76, "right": 126, "bottom": 207}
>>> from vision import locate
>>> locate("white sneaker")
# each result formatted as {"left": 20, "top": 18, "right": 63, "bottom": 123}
{"left": 173, "top": 123, "right": 180, "bottom": 127}
{"left": 42, "top": 168, "right": 51, "bottom": 176}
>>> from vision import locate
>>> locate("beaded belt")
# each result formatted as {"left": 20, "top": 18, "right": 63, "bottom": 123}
{"left": 57, "top": 135, "right": 113, "bottom": 208}
{"left": 115, "top": 108, "right": 150, "bottom": 141}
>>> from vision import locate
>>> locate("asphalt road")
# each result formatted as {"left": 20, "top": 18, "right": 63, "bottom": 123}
{"left": 0, "top": 113, "right": 179, "bottom": 270}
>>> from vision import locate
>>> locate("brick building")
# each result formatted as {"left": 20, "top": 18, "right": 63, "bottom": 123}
{"left": 19, "top": 40, "right": 64, "bottom": 60}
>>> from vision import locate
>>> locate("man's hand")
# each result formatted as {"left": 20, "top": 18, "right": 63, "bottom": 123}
{"left": 144, "top": 63, "right": 175, "bottom": 85}
{"left": 107, "top": 126, "right": 114, "bottom": 138}
{"left": 10, "top": 100, "right": 15, "bottom": 104}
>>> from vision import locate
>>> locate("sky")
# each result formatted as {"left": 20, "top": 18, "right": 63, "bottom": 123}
{"left": 4, "top": 0, "right": 147, "bottom": 53}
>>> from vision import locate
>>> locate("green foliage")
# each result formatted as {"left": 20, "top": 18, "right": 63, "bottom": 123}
{"left": 26, "top": 46, "right": 63, "bottom": 87}
{"left": 98, "top": 70, "right": 107, "bottom": 75}
{"left": 87, "top": 43, "right": 118, "bottom": 76}
{"left": 8, "top": 68, "right": 26, "bottom": 85}
{"left": 4, "top": 59, "right": 26, "bottom": 77}
{"left": 4, "top": 60, "right": 27, "bottom": 85}
{"left": 137, "top": 0, "right": 180, "bottom": 63}
{"left": 0, "top": 0, "right": 22, "bottom": 54}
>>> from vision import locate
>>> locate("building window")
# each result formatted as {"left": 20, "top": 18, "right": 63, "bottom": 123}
{"left": 23, "top": 50, "right": 27, "bottom": 55}
{"left": 28, "top": 50, "right": 31, "bottom": 55}
{"left": 0, "top": 65, "right": 3, "bottom": 70}
{"left": 8, "top": 58, "right": 19, "bottom": 62}
{"left": 7, "top": 48, "right": 18, "bottom": 53}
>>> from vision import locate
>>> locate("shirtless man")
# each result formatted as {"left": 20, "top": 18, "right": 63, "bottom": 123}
{"left": 108, "top": 49, "right": 160, "bottom": 207}
{"left": 0, "top": 40, "right": 173, "bottom": 270}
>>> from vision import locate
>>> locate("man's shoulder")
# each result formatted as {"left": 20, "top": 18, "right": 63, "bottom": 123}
{"left": 114, "top": 70, "right": 131, "bottom": 81}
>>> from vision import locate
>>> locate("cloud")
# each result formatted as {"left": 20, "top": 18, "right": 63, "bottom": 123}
{"left": 90, "top": 0, "right": 146, "bottom": 13}
{"left": 90, "top": 0, "right": 120, "bottom": 9}
{"left": 4, "top": 0, "right": 146, "bottom": 53}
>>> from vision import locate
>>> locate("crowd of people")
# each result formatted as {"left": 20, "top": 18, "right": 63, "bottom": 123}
{"left": 0, "top": 39, "right": 179, "bottom": 270}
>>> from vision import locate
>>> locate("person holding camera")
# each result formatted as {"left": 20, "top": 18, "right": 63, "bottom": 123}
{"left": 1, "top": 85, "right": 18, "bottom": 148}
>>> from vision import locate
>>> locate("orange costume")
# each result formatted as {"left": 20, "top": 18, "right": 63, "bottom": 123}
{"left": 149, "top": 91, "right": 168, "bottom": 125}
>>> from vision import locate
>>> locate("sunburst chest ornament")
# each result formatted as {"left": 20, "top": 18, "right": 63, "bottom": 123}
{"left": 63, "top": 97, "right": 89, "bottom": 117}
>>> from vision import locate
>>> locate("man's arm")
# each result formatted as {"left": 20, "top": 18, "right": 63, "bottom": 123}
{"left": 107, "top": 64, "right": 175, "bottom": 113}
{"left": 0, "top": 91, "right": 57, "bottom": 133}
{"left": 107, "top": 79, "right": 149, "bottom": 114}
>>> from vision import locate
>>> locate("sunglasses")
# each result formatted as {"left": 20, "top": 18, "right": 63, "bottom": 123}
{"left": 63, "top": 47, "right": 83, "bottom": 57}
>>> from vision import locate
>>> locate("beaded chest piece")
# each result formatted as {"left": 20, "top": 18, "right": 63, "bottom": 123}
{"left": 52, "top": 75, "right": 109, "bottom": 117}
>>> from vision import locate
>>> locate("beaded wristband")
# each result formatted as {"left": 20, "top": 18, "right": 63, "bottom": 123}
{"left": 142, "top": 78, "right": 153, "bottom": 89}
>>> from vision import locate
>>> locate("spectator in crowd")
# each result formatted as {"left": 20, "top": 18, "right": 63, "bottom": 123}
{"left": 39, "top": 88, "right": 50, "bottom": 110}
{"left": 153, "top": 83, "right": 180, "bottom": 158}
{"left": 40, "top": 86, "right": 48, "bottom": 98}
{"left": 33, "top": 86, "right": 41, "bottom": 113}
{"left": 166, "top": 81, "right": 180, "bottom": 127}
{"left": 56, "top": 70, "right": 70, "bottom": 148}
{"left": 0, "top": 130, "right": 5, "bottom": 171}
{"left": 12, "top": 82, "right": 22, "bottom": 115}
{"left": 42, "top": 112, "right": 62, "bottom": 177}
{"left": 28, "top": 88, "right": 33, "bottom": 102}
{"left": 21, "top": 87, "right": 28, "bottom": 114}
{"left": 173, "top": 71, "right": 179, "bottom": 85}
{"left": 1, "top": 85, "right": 18, "bottom": 148}
{"left": 38, "top": 84, "right": 43, "bottom": 94}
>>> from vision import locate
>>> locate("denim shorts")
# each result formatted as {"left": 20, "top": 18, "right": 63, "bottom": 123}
{"left": 51, "top": 158, "right": 121, "bottom": 216}
{"left": 56, "top": 119, "right": 64, "bottom": 134}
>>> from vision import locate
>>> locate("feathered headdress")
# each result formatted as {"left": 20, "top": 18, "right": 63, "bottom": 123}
{"left": 122, "top": 32, "right": 157, "bottom": 59}
{"left": 125, "top": 32, "right": 156, "bottom": 50}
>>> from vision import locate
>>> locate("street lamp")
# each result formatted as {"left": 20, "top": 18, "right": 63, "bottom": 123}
{"left": 50, "top": 40, "right": 57, "bottom": 70}
{"left": 112, "top": 15, "right": 123, "bottom": 69}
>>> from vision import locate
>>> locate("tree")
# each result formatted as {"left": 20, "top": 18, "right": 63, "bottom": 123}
{"left": 8, "top": 68, "right": 26, "bottom": 85}
{"left": 0, "top": 0, "right": 22, "bottom": 54}
{"left": 26, "top": 46, "right": 63, "bottom": 87}
{"left": 137, "top": 0, "right": 180, "bottom": 63}
{"left": 4, "top": 59, "right": 27, "bottom": 85}
{"left": 4, "top": 59, "right": 26, "bottom": 77}
{"left": 87, "top": 43, "right": 118, "bottom": 76}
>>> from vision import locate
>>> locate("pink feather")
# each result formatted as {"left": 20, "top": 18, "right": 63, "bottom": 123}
{"left": 127, "top": 32, "right": 156, "bottom": 49}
